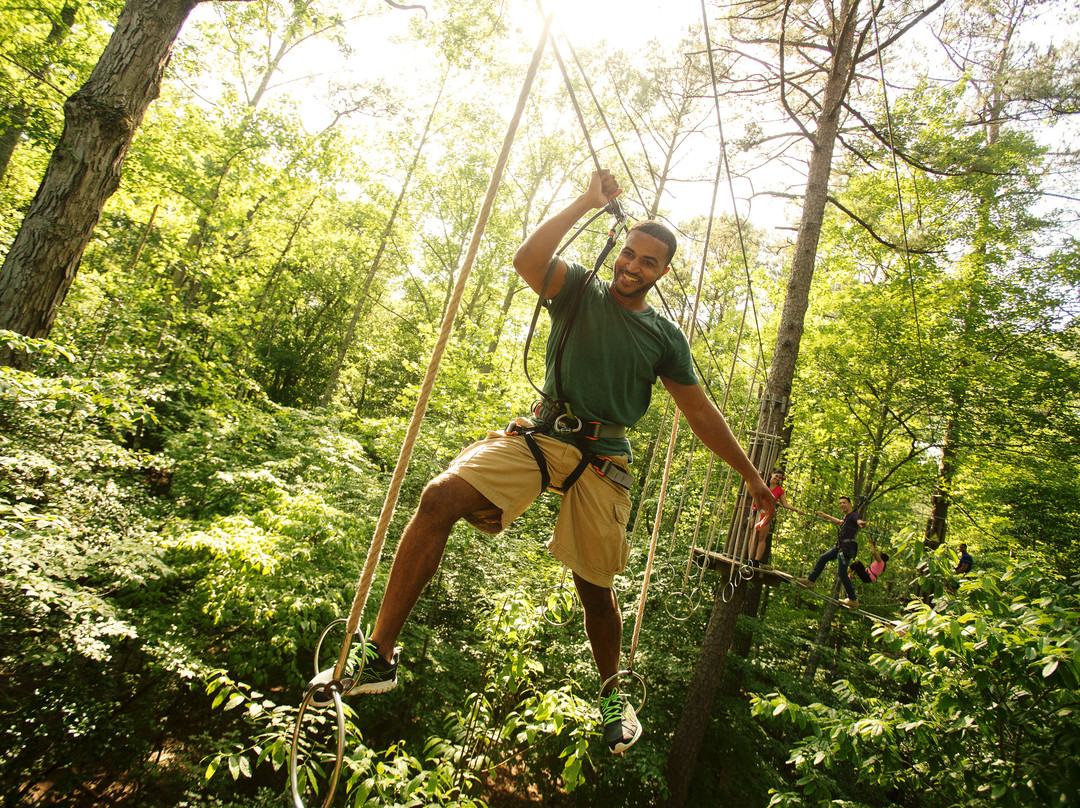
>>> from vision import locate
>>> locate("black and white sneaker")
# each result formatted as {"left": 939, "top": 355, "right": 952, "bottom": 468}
{"left": 600, "top": 690, "right": 642, "bottom": 754}
{"left": 308, "top": 639, "right": 399, "bottom": 705}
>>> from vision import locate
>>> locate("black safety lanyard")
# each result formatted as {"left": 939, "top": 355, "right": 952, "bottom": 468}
{"left": 522, "top": 208, "right": 626, "bottom": 414}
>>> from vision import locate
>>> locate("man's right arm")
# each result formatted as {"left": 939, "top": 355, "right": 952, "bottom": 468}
{"left": 512, "top": 170, "right": 621, "bottom": 298}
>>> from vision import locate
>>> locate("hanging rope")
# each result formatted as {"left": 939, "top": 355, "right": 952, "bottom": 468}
{"left": 337, "top": 12, "right": 551, "bottom": 656}
{"left": 700, "top": 0, "right": 767, "bottom": 383}
{"left": 289, "top": 15, "right": 554, "bottom": 808}
{"left": 622, "top": 147, "right": 718, "bottom": 673}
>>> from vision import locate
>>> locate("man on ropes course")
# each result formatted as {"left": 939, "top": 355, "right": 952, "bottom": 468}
{"left": 797, "top": 496, "right": 867, "bottom": 608}
{"left": 329, "top": 169, "right": 776, "bottom": 755}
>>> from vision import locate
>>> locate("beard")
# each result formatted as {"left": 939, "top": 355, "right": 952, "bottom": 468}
{"left": 613, "top": 270, "right": 656, "bottom": 298}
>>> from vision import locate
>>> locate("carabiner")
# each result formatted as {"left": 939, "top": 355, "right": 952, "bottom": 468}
{"left": 553, "top": 413, "right": 582, "bottom": 433}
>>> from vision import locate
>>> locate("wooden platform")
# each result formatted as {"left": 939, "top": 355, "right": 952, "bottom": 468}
{"left": 693, "top": 548, "right": 799, "bottom": 587}
{"left": 694, "top": 549, "right": 904, "bottom": 627}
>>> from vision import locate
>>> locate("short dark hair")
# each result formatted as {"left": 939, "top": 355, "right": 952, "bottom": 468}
{"left": 628, "top": 220, "right": 677, "bottom": 266}
{"left": 881, "top": 552, "right": 890, "bottom": 562}
{"left": 839, "top": 496, "right": 852, "bottom": 504}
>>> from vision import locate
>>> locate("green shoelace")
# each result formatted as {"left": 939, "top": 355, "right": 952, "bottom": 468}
{"left": 600, "top": 691, "right": 624, "bottom": 724}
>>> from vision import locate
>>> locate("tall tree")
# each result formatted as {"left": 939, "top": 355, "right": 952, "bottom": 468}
{"left": 0, "top": 0, "right": 205, "bottom": 365}
{"left": 665, "top": 0, "right": 945, "bottom": 802}
{"left": 921, "top": 0, "right": 1079, "bottom": 547}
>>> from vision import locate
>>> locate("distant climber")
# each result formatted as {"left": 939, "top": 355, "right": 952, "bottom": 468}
{"left": 796, "top": 496, "right": 867, "bottom": 608}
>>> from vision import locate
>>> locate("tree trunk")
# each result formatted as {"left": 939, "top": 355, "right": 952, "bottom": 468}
{"left": 665, "top": 1, "right": 863, "bottom": 802}
{"left": 0, "top": 0, "right": 202, "bottom": 364}
{"left": 734, "top": 571, "right": 766, "bottom": 659}
{"left": 665, "top": 582, "right": 747, "bottom": 808}
{"left": 924, "top": 408, "right": 961, "bottom": 548}
{"left": 802, "top": 580, "right": 843, "bottom": 685}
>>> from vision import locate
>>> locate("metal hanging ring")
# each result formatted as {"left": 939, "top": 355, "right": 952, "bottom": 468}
{"left": 541, "top": 578, "right": 577, "bottom": 626}
{"left": 664, "top": 588, "right": 701, "bottom": 622}
{"left": 721, "top": 581, "right": 736, "bottom": 603}
{"left": 289, "top": 686, "right": 346, "bottom": 808}
{"left": 739, "top": 563, "right": 755, "bottom": 581}
{"left": 652, "top": 562, "right": 677, "bottom": 587}
{"left": 614, "top": 567, "right": 638, "bottom": 593}
{"left": 312, "top": 618, "right": 348, "bottom": 678}
{"left": 598, "top": 668, "right": 647, "bottom": 716}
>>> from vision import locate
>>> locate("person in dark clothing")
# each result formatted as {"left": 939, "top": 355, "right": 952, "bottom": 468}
{"left": 797, "top": 496, "right": 867, "bottom": 608}
{"left": 954, "top": 543, "right": 973, "bottom": 574}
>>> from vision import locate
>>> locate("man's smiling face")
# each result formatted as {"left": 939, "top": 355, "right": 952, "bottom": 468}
{"left": 610, "top": 230, "right": 670, "bottom": 309}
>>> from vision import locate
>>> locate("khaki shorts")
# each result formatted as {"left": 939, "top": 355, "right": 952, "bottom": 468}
{"left": 447, "top": 431, "right": 632, "bottom": 588}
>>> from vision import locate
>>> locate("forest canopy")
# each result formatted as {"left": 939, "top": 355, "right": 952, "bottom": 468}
{"left": 0, "top": 0, "right": 1078, "bottom": 806}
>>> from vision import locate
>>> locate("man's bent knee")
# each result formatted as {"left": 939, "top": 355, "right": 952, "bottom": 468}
{"left": 418, "top": 473, "right": 495, "bottom": 526}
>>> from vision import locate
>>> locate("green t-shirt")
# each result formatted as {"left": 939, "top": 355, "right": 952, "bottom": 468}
{"left": 539, "top": 262, "right": 698, "bottom": 461}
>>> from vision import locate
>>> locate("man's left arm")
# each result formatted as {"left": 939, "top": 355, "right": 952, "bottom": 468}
{"left": 661, "top": 377, "right": 776, "bottom": 528}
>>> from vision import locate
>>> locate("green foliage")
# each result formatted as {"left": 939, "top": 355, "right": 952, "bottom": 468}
{"left": 753, "top": 565, "right": 1080, "bottom": 807}
{"left": 199, "top": 591, "right": 606, "bottom": 807}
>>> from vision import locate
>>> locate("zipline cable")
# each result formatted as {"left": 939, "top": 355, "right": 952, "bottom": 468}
{"left": 539, "top": 3, "right": 629, "bottom": 224}
{"left": 867, "top": 2, "right": 943, "bottom": 449}
{"left": 560, "top": 35, "right": 650, "bottom": 216}
{"left": 869, "top": 2, "right": 923, "bottom": 364}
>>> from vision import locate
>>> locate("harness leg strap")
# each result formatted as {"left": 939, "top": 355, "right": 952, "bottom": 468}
{"left": 522, "top": 432, "right": 551, "bottom": 493}
{"left": 556, "top": 456, "right": 592, "bottom": 493}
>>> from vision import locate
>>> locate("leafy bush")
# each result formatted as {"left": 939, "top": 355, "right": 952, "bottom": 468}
{"left": 752, "top": 564, "right": 1080, "bottom": 807}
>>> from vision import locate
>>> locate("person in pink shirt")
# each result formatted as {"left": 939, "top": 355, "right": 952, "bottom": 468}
{"left": 749, "top": 470, "right": 804, "bottom": 566}
{"left": 849, "top": 536, "right": 889, "bottom": 584}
